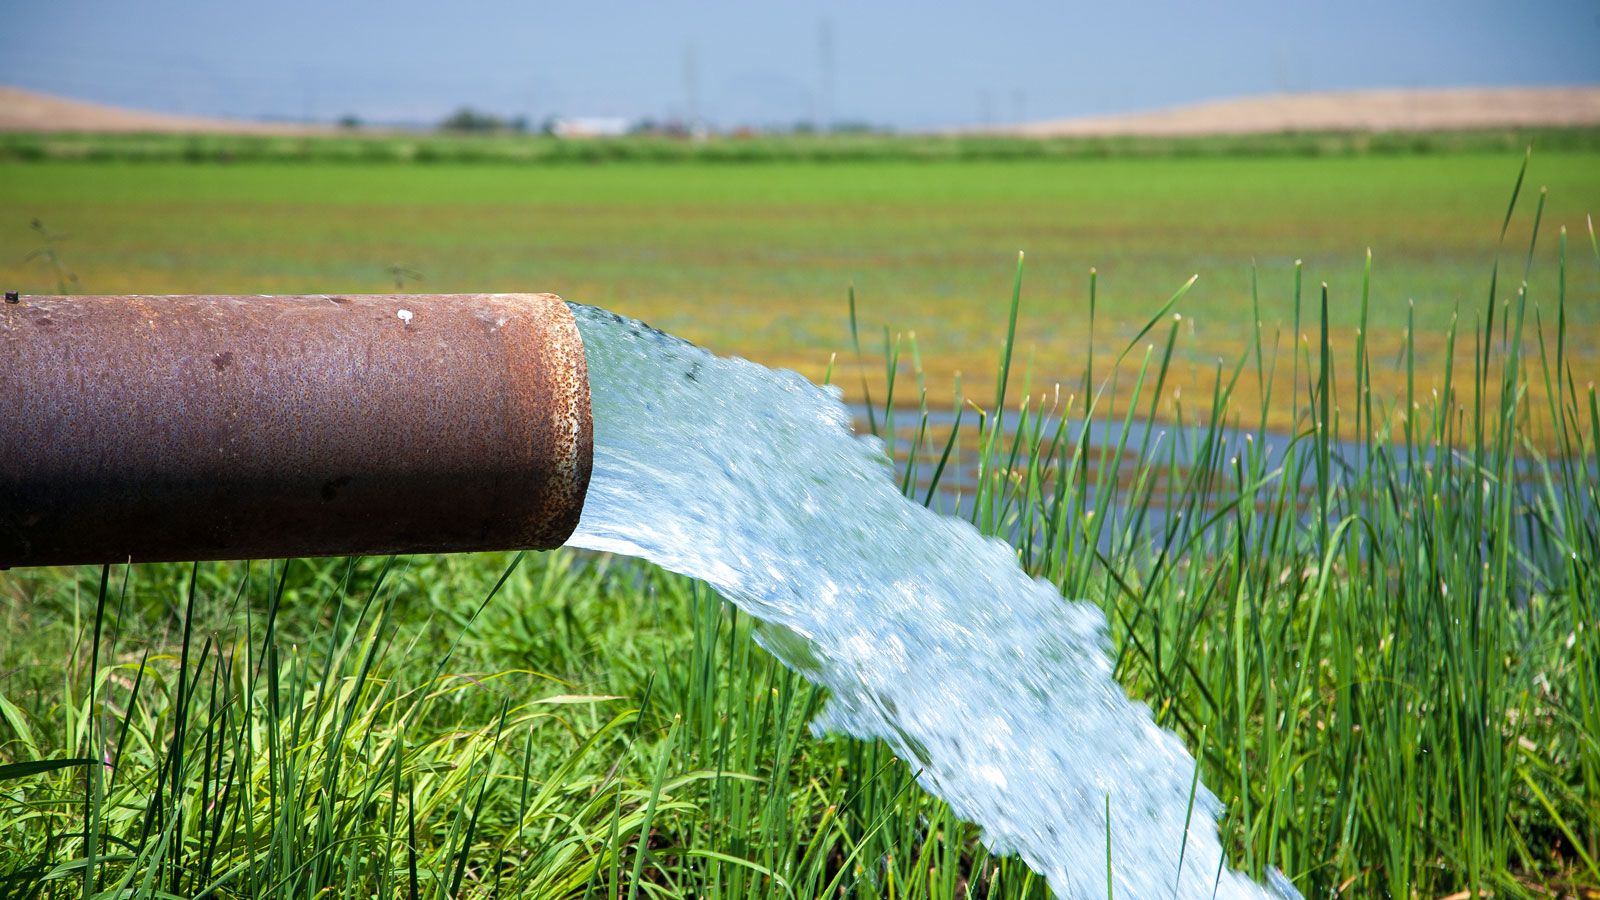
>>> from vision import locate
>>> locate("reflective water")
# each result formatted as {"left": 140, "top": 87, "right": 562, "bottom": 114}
{"left": 566, "top": 303, "right": 1298, "bottom": 900}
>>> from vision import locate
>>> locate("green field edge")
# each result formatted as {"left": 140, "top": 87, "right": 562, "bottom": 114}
{"left": 5, "top": 125, "right": 1600, "bottom": 164}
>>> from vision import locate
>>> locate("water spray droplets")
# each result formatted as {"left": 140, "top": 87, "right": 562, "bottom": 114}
{"left": 565, "top": 302, "right": 1298, "bottom": 900}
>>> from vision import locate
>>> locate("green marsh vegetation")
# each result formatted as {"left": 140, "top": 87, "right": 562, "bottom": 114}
{"left": 0, "top": 150, "right": 1597, "bottom": 897}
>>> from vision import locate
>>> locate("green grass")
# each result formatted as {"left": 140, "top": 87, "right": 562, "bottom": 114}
{"left": 1, "top": 165, "right": 1598, "bottom": 898}
{"left": 2, "top": 151, "right": 1598, "bottom": 433}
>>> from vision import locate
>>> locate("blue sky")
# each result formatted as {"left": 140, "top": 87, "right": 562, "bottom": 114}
{"left": 2, "top": 0, "right": 1597, "bottom": 129}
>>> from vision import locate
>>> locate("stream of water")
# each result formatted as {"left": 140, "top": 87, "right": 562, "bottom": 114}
{"left": 564, "top": 303, "right": 1299, "bottom": 900}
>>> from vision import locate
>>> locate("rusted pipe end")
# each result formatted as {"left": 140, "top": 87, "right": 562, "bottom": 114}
{"left": 0, "top": 293, "right": 593, "bottom": 567}
{"left": 489, "top": 292, "right": 594, "bottom": 549}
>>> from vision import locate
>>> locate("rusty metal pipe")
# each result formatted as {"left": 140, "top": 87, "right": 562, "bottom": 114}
{"left": 0, "top": 293, "right": 592, "bottom": 567}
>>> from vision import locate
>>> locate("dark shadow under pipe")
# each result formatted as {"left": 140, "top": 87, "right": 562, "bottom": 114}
{"left": 0, "top": 292, "right": 592, "bottom": 567}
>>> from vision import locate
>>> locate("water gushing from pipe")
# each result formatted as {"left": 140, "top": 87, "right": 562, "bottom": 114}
{"left": 565, "top": 303, "right": 1298, "bottom": 900}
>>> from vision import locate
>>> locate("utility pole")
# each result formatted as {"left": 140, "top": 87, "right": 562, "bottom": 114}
{"left": 818, "top": 18, "right": 834, "bottom": 130}
{"left": 684, "top": 44, "right": 701, "bottom": 132}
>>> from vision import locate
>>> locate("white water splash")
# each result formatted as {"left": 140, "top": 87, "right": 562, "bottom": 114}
{"left": 565, "top": 303, "right": 1299, "bottom": 900}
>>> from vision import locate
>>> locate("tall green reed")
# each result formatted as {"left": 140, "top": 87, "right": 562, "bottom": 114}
{"left": 856, "top": 153, "right": 1597, "bottom": 897}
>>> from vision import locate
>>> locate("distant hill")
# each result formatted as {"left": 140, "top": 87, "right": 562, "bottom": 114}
{"left": 0, "top": 86, "right": 332, "bottom": 134}
{"left": 6, "top": 83, "right": 1600, "bottom": 138}
{"left": 982, "top": 86, "right": 1600, "bottom": 137}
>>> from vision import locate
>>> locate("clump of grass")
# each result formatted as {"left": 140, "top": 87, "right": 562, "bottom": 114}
{"left": 0, "top": 555, "right": 687, "bottom": 899}
{"left": 1, "top": 156, "right": 1596, "bottom": 899}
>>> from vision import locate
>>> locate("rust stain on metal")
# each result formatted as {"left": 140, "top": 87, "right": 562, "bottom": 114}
{"left": 0, "top": 293, "right": 593, "bottom": 567}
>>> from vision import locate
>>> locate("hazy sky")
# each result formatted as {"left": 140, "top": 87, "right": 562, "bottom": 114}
{"left": 3, "top": 0, "right": 1597, "bottom": 129}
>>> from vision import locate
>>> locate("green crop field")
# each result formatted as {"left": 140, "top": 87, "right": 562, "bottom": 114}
{"left": 2, "top": 151, "right": 1596, "bottom": 432}
{"left": 1, "top": 146, "right": 1598, "bottom": 898}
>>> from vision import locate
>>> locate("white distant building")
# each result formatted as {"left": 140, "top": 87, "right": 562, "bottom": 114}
{"left": 548, "top": 116, "right": 633, "bottom": 138}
